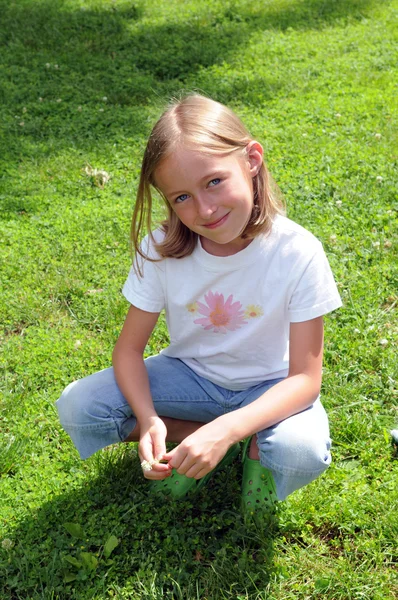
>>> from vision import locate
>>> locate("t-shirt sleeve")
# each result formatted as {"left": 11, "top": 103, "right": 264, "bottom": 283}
{"left": 122, "top": 235, "right": 165, "bottom": 313}
{"left": 288, "top": 243, "right": 342, "bottom": 323}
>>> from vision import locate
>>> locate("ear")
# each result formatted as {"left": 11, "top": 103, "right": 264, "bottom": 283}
{"left": 245, "top": 141, "right": 263, "bottom": 177}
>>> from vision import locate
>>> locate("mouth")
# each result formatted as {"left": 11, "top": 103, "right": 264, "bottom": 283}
{"left": 202, "top": 213, "right": 230, "bottom": 229}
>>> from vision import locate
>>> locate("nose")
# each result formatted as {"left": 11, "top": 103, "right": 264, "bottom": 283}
{"left": 195, "top": 194, "right": 216, "bottom": 220}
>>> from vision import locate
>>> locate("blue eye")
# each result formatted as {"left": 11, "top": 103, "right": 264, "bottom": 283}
{"left": 175, "top": 194, "right": 189, "bottom": 204}
{"left": 209, "top": 178, "right": 221, "bottom": 187}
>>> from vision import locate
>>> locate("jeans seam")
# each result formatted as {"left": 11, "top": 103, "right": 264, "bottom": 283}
{"left": 60, "top": 422, "right": 121, "bottom": 431}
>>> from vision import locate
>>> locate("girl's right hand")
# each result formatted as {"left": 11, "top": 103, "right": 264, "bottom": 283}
{"left": 138, "top": 416, "right": 172, "bottom": 480}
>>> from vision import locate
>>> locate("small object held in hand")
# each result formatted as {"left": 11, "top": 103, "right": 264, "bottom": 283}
{"left": 141, "top": 458, "right": 159, "bottom": 472}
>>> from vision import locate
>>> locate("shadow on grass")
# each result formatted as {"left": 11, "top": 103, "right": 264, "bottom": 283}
{"left": 2, "top": 446, "right": 280, "bottom": 599}
{"left": 0, "top": 0, "right": 378, "bottom": 165}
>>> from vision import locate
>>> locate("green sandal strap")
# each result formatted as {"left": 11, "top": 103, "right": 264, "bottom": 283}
{"left": 241, "top": 437, "right": 276, "bottom": 513}
{"left": 241, "top": 437, "right": 252, "bottom": 462}
{"left": 150, "top": 469, "right": 197, "bottom": 498}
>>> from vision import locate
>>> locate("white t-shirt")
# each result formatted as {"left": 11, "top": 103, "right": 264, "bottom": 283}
{"left": 122, "top": 215, "right": 342, "bottom": 390}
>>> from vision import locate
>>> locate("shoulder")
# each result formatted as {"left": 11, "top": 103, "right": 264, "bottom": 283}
{"left": 266, "top": 215, "right": 322, "bottom": 256}
{"left": 271, "top": 215, "right": 320, "bottom": 244}
{"left": 131, "top": 228, "right": 168, "bottom": 279}
{"left": 140, "top": 228, "right": 166, "bottom": 260}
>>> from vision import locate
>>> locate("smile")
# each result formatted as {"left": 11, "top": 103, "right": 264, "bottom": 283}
{"left": 202, "top": 213, "right": 230, "bottom": 229}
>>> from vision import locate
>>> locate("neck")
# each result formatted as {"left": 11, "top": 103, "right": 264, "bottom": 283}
{"left": 200, "top": 236, "right": 253, "bottom": 256}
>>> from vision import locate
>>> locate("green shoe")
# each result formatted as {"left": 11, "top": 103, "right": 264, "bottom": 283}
{"left": 241, "top": 437, "right": 277, "bottom": 514}
{"left": 150, "top": 442, "right": 241, "bottom": 499}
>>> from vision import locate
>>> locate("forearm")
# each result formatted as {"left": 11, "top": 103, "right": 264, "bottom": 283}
{"left": 217, "top": 374, "right": 321, "bottom": 444}
{"left": 112, "top": 345, "right": 157, "bottom": 424}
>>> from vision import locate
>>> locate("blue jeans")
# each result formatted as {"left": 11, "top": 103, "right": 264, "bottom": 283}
{"left": 56, "top": 354, "right": 331, "bottom": 500}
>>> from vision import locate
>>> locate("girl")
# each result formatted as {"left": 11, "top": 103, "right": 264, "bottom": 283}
{"left": 57, "top": 94, "right": 342, "bottom": 512}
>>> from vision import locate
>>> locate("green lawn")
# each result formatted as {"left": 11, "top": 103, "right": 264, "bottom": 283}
{"left": 1, "top": 0, "right": 397, "bottom": 598}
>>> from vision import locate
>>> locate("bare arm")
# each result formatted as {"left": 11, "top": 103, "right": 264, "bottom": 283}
{"left": 112, "top": 305, "right": 170, "bottom": 476}
{"left": 223, "top": 316, "right": 324, "bottom": 440}
{"left": 166, "top": 317, "right": 324, "bottom": 479}
{"left": 112, "top": 304, "right": 160, "bottom": 421}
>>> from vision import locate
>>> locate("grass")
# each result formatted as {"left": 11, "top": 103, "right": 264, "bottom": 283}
{"left": 0, "top": 0, "right": 397, "bottom": 598}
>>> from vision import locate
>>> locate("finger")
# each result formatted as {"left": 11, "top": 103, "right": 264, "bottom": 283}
{"left": 152, "top": 433, "right": 167, "bottom": 461}
{"left": 183, "top": 464, "right": 204, "bottom": 479}
{"left": 143, "top": 469, "right": 172, "bottom": 481}
{"left": 139, "top": 445, "right": 154, "bottom": 464}
{"left": 163, "top": 447, "right": 176, "bottom": 461}
{"left": 174, "top": 454, "right": 198, "bottom": 475}
{"left": 139, "top": 435, "right": 155, "bottom": 462}
{"left": 140, "top": 456, "right": 171, "bottom": 475}
{"left": 164, "top": 447, "right": 186, "bottom": 471}
{"left": 193, "top": 467, "right": 211, "bottom": 480}
{"left": 183, "top": 457, "right": 213, "bottom": 479}
{"left": 151, "top": 461, "right": 172, "bottom": 473}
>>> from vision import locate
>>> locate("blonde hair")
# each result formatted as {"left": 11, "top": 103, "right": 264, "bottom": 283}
{"left": 131, "top": 94, "right": 284, "bottom": 265}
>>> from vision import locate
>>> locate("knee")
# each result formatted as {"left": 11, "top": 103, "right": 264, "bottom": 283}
{"left": 56, "top": 376, "right": 107, "bottom": 429}
{"left": 259, "top": 431, "right": 331, "bottom": 476}
{"left": 56, "top": 379, "right": 88, "bottom": 428}
{"left": 56, "top": 368, "right": 127, "bottom": 430}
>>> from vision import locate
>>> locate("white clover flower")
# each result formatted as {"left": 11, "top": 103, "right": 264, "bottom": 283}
{"left": 140, "top": 458, "right": 159, "bottom": 472}
{"left": 54, "top": 64, "right": 59, "bottom": 69}
{"left": 74, "top": 340, "right": 82, "bottom": 349}
{"left": 354, "top": 328, "right": 360, "bottom": 334}
{"left": 56, "top": 98, "right": 62, "bottom": 103}
{"left": 99, "top": 108, "right": 104, "bottom": 112}
{"left": 335, "top": 113, "right": 341, "bottom": 118}
{"left": 384, "top": 240, "right": 392, "bottom": 248}
{"left": 379, "top": 339, "right": 388, "bottom": 347}
{"left": 45, "top": 63, "right": 51, "bottom": 68}
{"left": 77, "top": 106, "right": 82, "bottom": 111}
{"left": 376, "top": 176, "right": 383, "bottom": 182}
{"left": 335, "top": 200, "right": 342, "bottom": 207}
{"left": 372, "top": 241, "right": 380, "bottom": 248}
{"left": 374, "top": 133, "right": 382, "bottom": 139}
{"left": 329, "top": 234, "right": 337, "bottom": 242}
{"left": 1, "top": 539, "right": 13, "bottom": 550}
{"left": 95, "top": 170, "right": 110, "bottom": 187}
{"left": 102, "top": 96, "right": 108, "bottom": 102}
{"left": 84, "top": 165, "right": 111, "bottom": 188}
{"left": 22, "top": 107, "right": 27, "bottom": 113}
{"left": 141, "top": 460, "right": 152, "bottom": 472}
{"left": 19, "top": 122, "right": 25, "bottom": 127}
{"left": 39, "top": 97, "right": 43, "bottom": 102}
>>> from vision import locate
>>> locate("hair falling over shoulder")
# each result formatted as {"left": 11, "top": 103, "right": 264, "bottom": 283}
{"left": 130, "top": 93, "right": 285, "bottom": 270}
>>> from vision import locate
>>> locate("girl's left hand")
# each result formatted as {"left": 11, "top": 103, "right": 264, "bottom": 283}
{"left": 163, "top": 421, "right": 233, "bottom": 480}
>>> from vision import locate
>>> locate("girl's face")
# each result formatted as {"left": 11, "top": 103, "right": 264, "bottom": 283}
{"left": 154, "top": 142, "right": 263, "bottom": 256}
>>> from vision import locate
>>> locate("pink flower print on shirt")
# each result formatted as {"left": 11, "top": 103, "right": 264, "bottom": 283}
{"left": 193, "top": 291, "right": 247, "bottom": 333}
